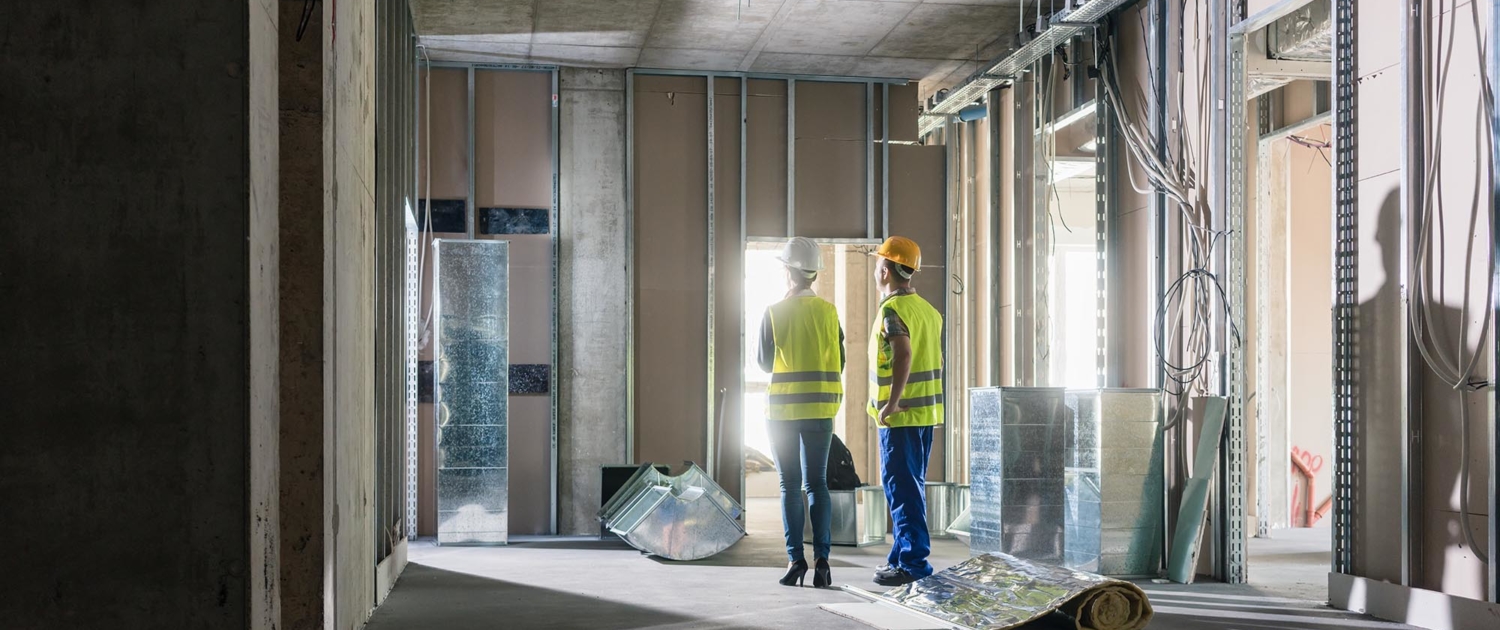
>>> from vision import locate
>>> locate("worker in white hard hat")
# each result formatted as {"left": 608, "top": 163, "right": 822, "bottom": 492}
{"left": 757, "top": 236, "right": 845, "bottom": 589}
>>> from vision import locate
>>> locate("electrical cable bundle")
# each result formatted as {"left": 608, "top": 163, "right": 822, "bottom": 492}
{"left": 1409, "top": 0, "right": 1494, "bottom": 565}
{"left": 1097, "top": 5, "right": 1238, "bottom": 415}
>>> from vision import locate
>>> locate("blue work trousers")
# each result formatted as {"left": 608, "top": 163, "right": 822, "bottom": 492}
{"left": 880, "top": 426, "right": 934, "bottom": 578}
{"left": 768, "top": 418, "right": 834, "bottom": 562}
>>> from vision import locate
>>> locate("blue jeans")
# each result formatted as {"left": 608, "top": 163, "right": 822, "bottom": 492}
{"left": 768, "top": 418, "right": 833, "bottom": 562}
{"left": 881, "top": 426, "right": 934, "bottom": 578}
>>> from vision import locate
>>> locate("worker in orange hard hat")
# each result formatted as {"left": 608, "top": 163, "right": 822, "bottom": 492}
{"left": 867, "top": 235, "right": 945, "bottom": 586}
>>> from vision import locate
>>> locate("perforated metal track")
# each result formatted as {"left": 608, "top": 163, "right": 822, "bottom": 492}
{"left": 1332, "top": 0, "right": 1358, "bottom": 577}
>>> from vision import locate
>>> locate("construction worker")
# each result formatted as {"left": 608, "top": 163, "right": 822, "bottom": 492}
{"left": 757, "top": 236, "right": 845, "bottom": 589}
{"left": 868, "top": 235, "right": 944, "bottom": 587}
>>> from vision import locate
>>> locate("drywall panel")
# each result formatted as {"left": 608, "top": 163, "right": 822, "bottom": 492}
{"left": 1352, "top": 170, "right": 1405, "bottom": 584}
{"left": 795, "top": 137, "right": 868, "bottom": 239}
{"left": 746, "top": 78, "right": 789, "bottom": 237}
{"left": 420, "top": 68, "right": 469, "bottom": 200}
{"left": 797, "top": 81, "right": 867, "bottom": 141}
{"left": 1415, "top": 0, "right": 1492, "bottom": 597}
{"left": 712, "top": 76, "right": 744, "bottom": 499}
{"left": 1286, "top": 138, "right": 1335, "bottom": 528}
{"left": 888, "top": 144, "right": 948, "bottom": 478}
{"left": 994, "top": 89, "right": 1015, "bottom": 388}
{"left": 475, "top": 70, "right": 551, "bottom": 209}
{"left": 478, "top": 233, "right": 552, "bottom": 535}
{"left": 558, "top": 68, "right": 629, "bottom": 535}
{"left": 888, "top": 83, "right": 920, "bottom": 143}
{"left": 975, "top": 115, "right": 992, "bottom": 389}
{"left": 1111, "top": 2, "right": 1155, "bottom": 388}
{"left": 634, "top": 74, "right": 710, "bottom": 469}
{"left": 1259, "top": 140, "right": 1292, "bottom": 531}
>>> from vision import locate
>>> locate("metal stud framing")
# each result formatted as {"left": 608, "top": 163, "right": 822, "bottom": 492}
{"left": 1095, "top": 30, "right": 1113, "bottom": 390}
{"left": 1223, "top": 0, "right": 1250, "bottom": 583}
{"left": 706, "top": 74, "right": 717, "bottom": 477}
{"left": 1332, "top": 0, "right": 1358, "bottom": 577}
{"left": 1488, "top": 0, "right": 1500, "bottom": 604}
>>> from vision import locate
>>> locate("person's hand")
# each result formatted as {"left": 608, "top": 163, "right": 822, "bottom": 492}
{"left": 878, "top": 403, "right": 907, "bottom": 427}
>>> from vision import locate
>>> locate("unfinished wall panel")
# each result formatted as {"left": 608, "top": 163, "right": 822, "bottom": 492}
{"left": 794, "top": 81, "right": 868, "bottom": 239}
{"left": 1110, "top": 3, "right": 1154, "bottom": 389}
{"left": 1286, "top": 138, "right": 1335, "bottom": 529}
{"left": 889, "top": 143, "right": 948, "bottom": 478}
{"left": 746, "top": 79, "right": 789, "bottom": 238}
{"left": 421, "top": 68, "right": 469, "bottom": 201}
{"left": 634, "top": 74, "right": 710, "bottom": 470}
{"left": 475, "top": 70, "right": 551, "bottom": 209}
{"left": 474, "top": 69, "right": 555, "bottom": 536}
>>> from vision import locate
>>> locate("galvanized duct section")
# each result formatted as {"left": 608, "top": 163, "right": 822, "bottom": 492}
{"left": 599, "top": 463, "right": 746, "bottom": 561}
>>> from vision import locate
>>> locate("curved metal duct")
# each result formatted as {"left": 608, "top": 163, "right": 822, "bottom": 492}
{"left": 598, "top": 463, "right": 746, "bottom": 561}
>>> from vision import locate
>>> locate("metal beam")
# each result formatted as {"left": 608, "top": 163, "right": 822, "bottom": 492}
{"left": 466, "top": 66, "right": 476, "bottom": 239}
{"left": 625, "top": 69, "right": 636, "bottom": 461}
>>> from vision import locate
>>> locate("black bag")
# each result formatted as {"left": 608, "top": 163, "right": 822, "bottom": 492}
{"left": 827, "top": 434, "right": 862, "bottom": 490}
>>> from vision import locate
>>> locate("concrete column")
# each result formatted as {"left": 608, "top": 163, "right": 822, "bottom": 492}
{"left": 278, "top": 0, "right": 325, "bottom": 628}
{"left": 0, "top": 1, "right": 279, "bottom": 628}
{"left": 558, "top": 68, "right": 630, "bottom": 535}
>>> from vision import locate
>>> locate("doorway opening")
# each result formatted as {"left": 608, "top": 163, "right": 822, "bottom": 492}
{"left": 1246, "top": 83, "right": 1336, "bottom": 597}
{"left": 740, "top": 240, "right": 879, "bottom": 536}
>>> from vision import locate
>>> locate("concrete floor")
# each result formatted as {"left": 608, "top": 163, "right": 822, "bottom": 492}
{"left": 367, "top": 500, "right": 1418, "bottom": 629}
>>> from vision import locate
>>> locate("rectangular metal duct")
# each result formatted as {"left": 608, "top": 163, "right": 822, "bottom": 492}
{"left": 918, "top": 0, "right": 1134, "bottom": 138}
{"left": 599, "top": 463, "right": 746, "bottom": 560}
{"left": 433, "top": 239, "right": 510, "bottom": 545}
{"left": 804, "top": 486, "right": 888, "bottom": 547}
{"left": 1267, "top": 0, "right": 1332, "bottom": 61}
{"left": 1063, "top": 389, "right": 1166, "bottom": 577}
{"left": 969, "top": 387, "right": 1068, "bottom": 565}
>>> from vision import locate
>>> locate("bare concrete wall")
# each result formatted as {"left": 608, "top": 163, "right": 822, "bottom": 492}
{"left": 279, "top": 1, "right": 326, "bottom": 626}
{"left": 326, "top": 0, "right": 378, "bottom": 624}
{"left": 559, "top": 68, "right": 630, "bottom": 535}
{"left": 0, "top": 0, "right": 279, "bottom": 627}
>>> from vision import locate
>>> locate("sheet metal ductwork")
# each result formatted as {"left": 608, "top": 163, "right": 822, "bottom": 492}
{"left": 598, "top": 463, "right": 745, "bottom": 561}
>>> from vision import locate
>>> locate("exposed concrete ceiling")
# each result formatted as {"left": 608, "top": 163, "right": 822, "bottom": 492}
{"left": 413, "top": 0, "right": 1028, "bottom": 97}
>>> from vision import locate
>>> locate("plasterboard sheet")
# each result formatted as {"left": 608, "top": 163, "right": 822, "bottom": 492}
{"left": 633, "top": 74, "right": 709, "bottom": 467}
{"left": 420, "top": 68, "right": 469, "bottom": 200}
{"left": 746, "top": 79, "right": 788, "bottom": 238}
{"left": 474, "top": 70, "right": 551, "bottom": 208}
{"left": 712, "top": 76, "right": 744, "bottom": 499}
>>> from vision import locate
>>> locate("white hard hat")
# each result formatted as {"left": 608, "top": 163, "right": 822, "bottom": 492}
{"left": 776, "top": 237, "right": 823, "bottom": 273}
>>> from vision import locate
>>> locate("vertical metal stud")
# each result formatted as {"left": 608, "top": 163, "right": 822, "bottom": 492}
{"left": 467, "top": 66, "right": 476, "bottom": 239}
{"left": 1332, "top": 0, "right": 1359, "bottom": 578}
{"left": 868, "top": 82, "right": 875, "bottom": 240}
{"left": 1222, "top": 0, "right": 1249, "bottom": 585}
{"left": 549, "top": 67, "right": 561, "bottom": 535}
{"left": 740, "top": 75, "right": 749, "bottom": 503}
{"left": 1487, "top": 0, "right": 1500, "bottom": 604}
{"left": 1400, "top": 0, "right": 1421, "bottom": 587}
{"left": 706, "top": 74, "right": 717, "bottom": 477}
{"left": 883, "top": 84, "right": 891, "bottom": 239}
{"left": 625, "top": 69, "right": 636, "bottom": 462}
{"left": 1095, "top": 29, "right": 1112, "bottom": 390}
{"left": 788, "top": 79, "right": 796, "bottom": 237}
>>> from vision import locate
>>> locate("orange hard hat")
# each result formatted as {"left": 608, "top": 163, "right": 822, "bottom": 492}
{"left": 872, "top": 236, "right": 921, "bottom": 271}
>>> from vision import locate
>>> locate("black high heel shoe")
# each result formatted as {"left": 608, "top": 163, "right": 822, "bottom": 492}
{"left": 779, "top": 559, "right": 809, "bottom": 586}
{"left": 813, "top": 558, "right": 832, "bottom": 588}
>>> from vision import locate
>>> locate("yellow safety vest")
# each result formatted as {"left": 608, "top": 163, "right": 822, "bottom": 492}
{"left": 767, "top": 297, "right": 845, "bottom": 420}
{"left": 867, "top": 293, "right": 944, "bottom": 428}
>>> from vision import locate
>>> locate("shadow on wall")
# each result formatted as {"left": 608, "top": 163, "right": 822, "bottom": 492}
{"left": 1356, "top": 189, "right": 1488, "bottom": 604}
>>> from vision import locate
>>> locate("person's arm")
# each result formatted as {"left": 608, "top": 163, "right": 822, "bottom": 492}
{"left": 879, "top": 336, "right": 913, "bottom": 427}
{"left": 757, "top": 309, "right": 776, "bottom": 373}
{"left": 838, "top": 323, "right": 846, "bottom": 373}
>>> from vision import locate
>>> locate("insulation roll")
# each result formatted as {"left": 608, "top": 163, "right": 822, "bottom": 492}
{"left": 881, "top": 553, "right": 1154, "bottom": 630}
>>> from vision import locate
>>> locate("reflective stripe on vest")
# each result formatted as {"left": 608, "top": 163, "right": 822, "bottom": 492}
{"left": 767, "top": 297, "right": 845, "bottom": 420}
{"left": 867, "top": 293, "right": 945, "bottom": 427}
